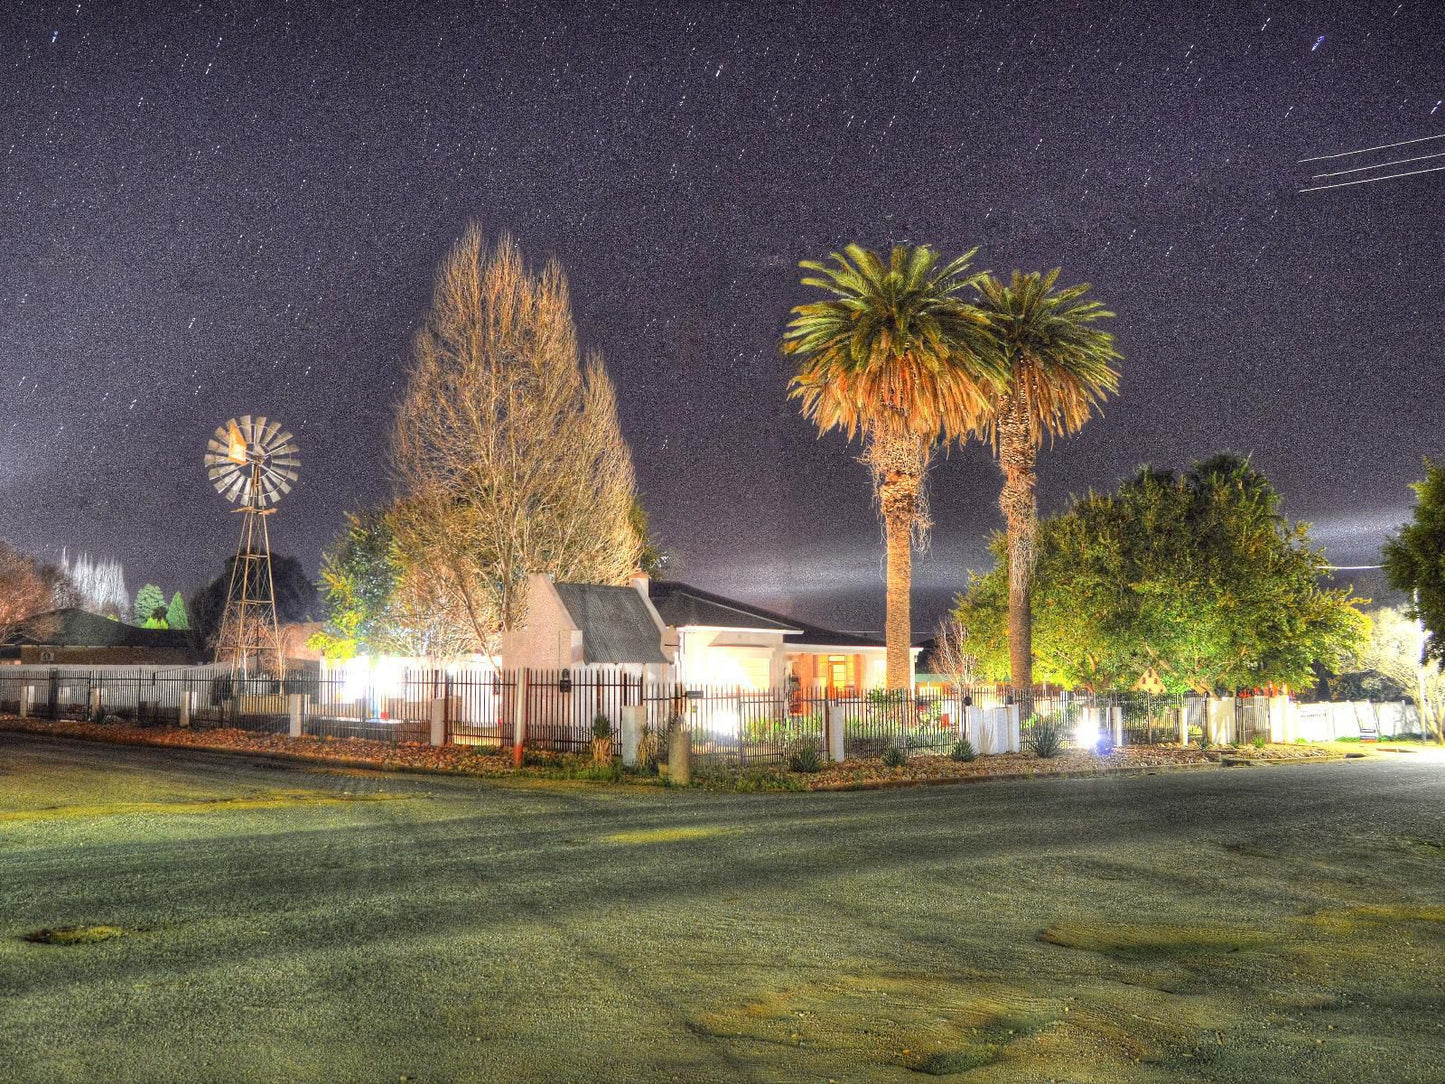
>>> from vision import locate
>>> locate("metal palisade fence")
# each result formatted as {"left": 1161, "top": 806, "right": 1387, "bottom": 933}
{"left": 0, "top": 665, "right": 1421, "bottom": 761}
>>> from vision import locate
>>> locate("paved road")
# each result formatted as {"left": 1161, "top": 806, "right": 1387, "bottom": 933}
{"left": 1, "top": 731, "right": 1442, "bottom": 1083}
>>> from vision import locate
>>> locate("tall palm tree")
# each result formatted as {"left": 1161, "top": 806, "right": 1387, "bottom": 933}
{"left": 974, "top": 269, "right": 1122, "bottom": 694}
{"left": 783, "top": 243, "right": 1003, "bottom": 689}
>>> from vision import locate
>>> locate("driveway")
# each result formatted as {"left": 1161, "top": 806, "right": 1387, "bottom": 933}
{"left": 1, "top": 732, "right": 1442, "bottom": 1082}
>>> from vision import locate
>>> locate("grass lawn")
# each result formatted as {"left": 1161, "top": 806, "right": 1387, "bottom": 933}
{"left": 1, "top": 731, "right": 1443, "bottom": 1082}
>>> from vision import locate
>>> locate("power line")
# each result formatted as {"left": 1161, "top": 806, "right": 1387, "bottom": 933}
{"left": 1313, "top": 148, "right": 1445, "bottom": 179}
{"left": 1298, "top": 163, "right": 1445, "bottom": 193}
{"left": 1299, "top": 131, "right": 1445, "bottom": 164}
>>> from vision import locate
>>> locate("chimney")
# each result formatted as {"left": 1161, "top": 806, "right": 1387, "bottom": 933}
{"left": 629, "top": 570, "right": 650, "bottom": 599}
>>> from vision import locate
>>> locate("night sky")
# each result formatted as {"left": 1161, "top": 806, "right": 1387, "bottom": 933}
{"left": 3, "top": 1, "right": 1442, "bottom": 633}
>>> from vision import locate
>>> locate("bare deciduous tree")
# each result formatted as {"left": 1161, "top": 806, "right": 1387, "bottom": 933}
{"left": 931, "top": 612, "right": 979, "bottom": 691}
{"left": 0, "top": 542, "right": 69, "bottom": 645}
{"left": 391, "top": 225, "right": 641, "bottom": 655}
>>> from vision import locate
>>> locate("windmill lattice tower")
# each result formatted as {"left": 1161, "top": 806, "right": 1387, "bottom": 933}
{"left": 205, "top": 416, "right": 300, "bottom": 677}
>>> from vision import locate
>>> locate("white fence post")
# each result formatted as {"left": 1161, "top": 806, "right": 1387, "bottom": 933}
{"left": 287, "top": 694, "right": 304, "bottom": 738}
{"left": 19, "top": 685, "right": 33, "bottom": 719}
{"left": 89, "top": 688, "right": 103, "bottom": 721}
{"left": 1110, "top": 706, "right": 1124, "bottom": 749}
{"left": 511, "top": 671, "right": 529, "bottom": 768}
{"left": 1268, "top": 696, "right": 1286, "bottom": 743}
{"left": 429, "top": 696, "right": 447, "bottom": 746}
{"left": 826, "top": 703, "right": 845, "bottom": 763}
{"left": 178, "top": 690, "right": 191, "bottom": 729}
{"left": 1179, "top": 704, "right": 1191, "bottom": 746}
{"left": 1007, "top": 704, "right": 1021, "bottom": 753}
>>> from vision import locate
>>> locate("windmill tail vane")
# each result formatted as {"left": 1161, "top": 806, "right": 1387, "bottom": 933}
{"left": 204, "top": 415, "right": 300, "bottom": 679}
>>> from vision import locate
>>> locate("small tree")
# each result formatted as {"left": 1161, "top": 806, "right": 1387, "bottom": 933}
{"left": 165, "top": 591, "right": 190, "bottom": 630}
{"left": 133, "top": 583, "right": 168, "bottom": 627}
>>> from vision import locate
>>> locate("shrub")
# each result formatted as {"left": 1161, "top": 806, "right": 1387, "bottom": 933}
{"left": 1196, "top": 734, "right": 1212, "bottom": 751}
{"left": 1251, "top": 734, "right": 1266, "bottom": 749}
{"left": 591, "top": 713, "right": 612, "bottom": 740}
{"left": 1027, "top": 717, "right": 1064, "bottom": 759}
{"left": 881, "top": 743, "right": 909, "bottom": 768}
{"left": 787, "top": 740, "right": 823, "bottom": 773}
{"left": 1095, "top": 732, "right": 1116, "bottom": 757}
{"left": 949, "top": 738, "right": 976, "bottom": 763}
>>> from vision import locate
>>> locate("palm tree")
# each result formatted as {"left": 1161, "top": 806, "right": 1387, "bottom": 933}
{"left": 783, "top": 243, "right": 1003, "bottom": 689}
{"left": 974, "top": 269, "right": 1122, "bottom": 694}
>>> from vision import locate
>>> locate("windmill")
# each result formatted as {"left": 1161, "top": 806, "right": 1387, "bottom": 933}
{"left": 205, "top": 415, "right": 300, "bottom": 677}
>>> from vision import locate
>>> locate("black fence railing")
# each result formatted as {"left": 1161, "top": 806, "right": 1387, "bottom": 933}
{"left": 0, "top": 666, "right": 1313, "bottom": 761}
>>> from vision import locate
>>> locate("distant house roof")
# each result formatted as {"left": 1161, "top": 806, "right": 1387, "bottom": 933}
{"left": 5, "top": 608, "right": 191, "bottom": 651}
{"left": 646, "top": 581, "right": 887, "bottom": 649}
{"left": 552, "top": 584, "right": 668, "bottom": 665}
{"left": 647, "top": 581, "right": 802, "bottom": 634}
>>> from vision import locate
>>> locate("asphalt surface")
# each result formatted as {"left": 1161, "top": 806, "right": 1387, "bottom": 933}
{"left": 1, "top": 731, "right": 1442, "bottom": 1083}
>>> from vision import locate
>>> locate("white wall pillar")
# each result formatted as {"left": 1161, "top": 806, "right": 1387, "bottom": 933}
{"left": 429, "top": 696, "right": 447, "bottom": 746}
{"left": 178, "top": 690, "right": 192, "bottom": 728}
{"left": 287, "top": 694, "right": 305, "bottom": 738}
{"left": 1110, "top": 706, "right": 1124, "bottom": 748}
{"left": 1268, "top": 696, "right": 1286, "bottom": 743}
{"left": 620, "top": 704, "right": 644, "bottom": 767}
{"left": 1179, "top": 704, "right": 1191, "bottom": 746}
{"left": 89, "top": 688, "right": 103, "bottom": 720}
{"left": 826, "top": 703, "right": 845, "bottom": 763}
{"left": 19, "top": 685, "right": 33, "bottom": 719}
{"left": 1006, "top": 704, "right": 1021, "bottom": 753}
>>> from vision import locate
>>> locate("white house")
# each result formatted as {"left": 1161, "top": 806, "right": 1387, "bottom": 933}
{"left": 503, "top": 573, "right": 916, "bottom": 690}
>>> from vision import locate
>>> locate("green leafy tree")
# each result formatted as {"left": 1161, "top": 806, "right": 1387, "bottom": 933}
{"left": 1383, "top": 459, "right": 1445, "bottom": 669}
{"left": 165, "top": 591, "right": 189, "bottom": 630}
{"left": 783, "top": 242, "right": 1003, "bottom": 688}
{"left": 955, "top": 454, "right": 1368, "bottom": 694}
{"left": 188, "top": 555, "right": 320, "bottom": 658}
{"left": 310, "top": 509, "right": 476, "bottom": 661}
{"left": 972, "top": 269, "right": 1121, "bottom": 693}
{"left": 1345, "top": 606, "right": 1443, "bottom": 742}
{"left": 133, "top": 583, "right": 168, "bottom": 628}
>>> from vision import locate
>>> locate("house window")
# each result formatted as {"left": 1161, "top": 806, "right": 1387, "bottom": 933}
{"left": 827, "top": 654, "right": 850, "bottom": 691}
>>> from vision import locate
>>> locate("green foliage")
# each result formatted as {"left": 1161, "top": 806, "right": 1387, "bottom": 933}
{"left": 164, "top": 591, "right": 189, "bottom": 630}
{"left": 1026, "top": 716, "right": 1065, "bottom": 758}
{"left": 1251, "top": 734, "right": 1267, "bottom": 750}
{"left": 309, "top": 510, "right": 400, "bottom": 661}
{"left": 1384, "top": 460, "right": 1445, "bottom": 671}
{"left": 955, "top": 453, "right": 1369, "bottom": 694}
{"left": 133, "top": 583, "right": 167, "bottom": 627}
{"left": 881, "top": 743, "right": 909, "bottom": 768}
{"left": 786, "top": 740, "right": 823, "bottom": 773}
{"left": 948, "top": 738, "right": 976, "bottom": 762}
{"left": 591, "top": 713, "right": 612, "bottom": 740}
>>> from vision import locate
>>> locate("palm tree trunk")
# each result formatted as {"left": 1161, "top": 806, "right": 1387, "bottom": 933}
{"left": 873, "top": 430, "right": 925, "bottom": 691}
{"left": 883, "top": 505, "right": 912, "bottom": 690}
{"left": 998, "top": 396, "right": 1037, "bottom": 696}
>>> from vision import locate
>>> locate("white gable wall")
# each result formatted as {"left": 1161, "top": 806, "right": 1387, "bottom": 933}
{"left": 499, "top": 574, "right": 583, "bottom": 671}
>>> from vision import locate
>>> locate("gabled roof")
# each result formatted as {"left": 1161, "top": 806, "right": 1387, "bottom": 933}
{"left": 5, "top": 608, "right": 190, "bottom": 650}
{"left": 553, "top": 584, "right": 668, "bottom": 665}
{"left": 646, "top": 581, "right": 887, "bottom": 648}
